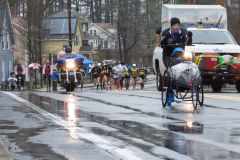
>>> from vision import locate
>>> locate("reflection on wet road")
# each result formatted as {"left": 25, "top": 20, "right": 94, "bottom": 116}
{"left": 16, "top": 89, "right": 240, "bottom": 160}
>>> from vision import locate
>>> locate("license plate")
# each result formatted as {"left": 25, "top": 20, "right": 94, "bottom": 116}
{"left": 69, "top": 72, "right": 74, "bottom": 76}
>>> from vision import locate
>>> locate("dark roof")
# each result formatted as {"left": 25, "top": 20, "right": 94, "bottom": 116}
{"left": 80, "top": 46, "right": 93, "bottom": 51}
{"left": 83, "top": 32, "right": 100, "bottom": 40}
{"left": 49, "top": 10, "right": 84, "bottom": 18}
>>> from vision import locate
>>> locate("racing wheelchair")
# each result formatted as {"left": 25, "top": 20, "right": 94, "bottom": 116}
{"left": 161, "top": 48, "right": 204, "bottom": 109}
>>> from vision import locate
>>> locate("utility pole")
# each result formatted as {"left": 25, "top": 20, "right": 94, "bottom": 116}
{"left": 68, "top": 0, "right": 72, "bottom": 48}
{"left": 117, "top": 22, "right": 122, "bottom": 61}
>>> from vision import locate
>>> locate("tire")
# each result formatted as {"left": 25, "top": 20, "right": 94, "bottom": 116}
{"left": 161, "top": 70, "right": 169, "bottom": 108}
{"left": 66, "top": 84, "right": 70, "bottom": 92}
{"left": 198, "top": 84, "right": 204, "bottom": 106}
{"left": 192, "top": 85, "right": 199, "bottom": 109}
{"left": 79, "top": 72, "right": 83, "bottom": 90}
{"left": 211, "top": 83, "right": 222, "bottom": 92}
{"left": 156, "top": 68, "right": 162, "bottom": 91}
{"left": 70, "top": 79, "right": 75, "bottom": 92}
{"left": 236, "top": 81, "right": 240, "bottom": 92}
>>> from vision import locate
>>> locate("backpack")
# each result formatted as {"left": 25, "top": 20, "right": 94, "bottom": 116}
{"left": 45, "top": 66, "right": 51, "bottom": 75}
{"left": 17, "top": 66, "right": 23, "bottom": 73}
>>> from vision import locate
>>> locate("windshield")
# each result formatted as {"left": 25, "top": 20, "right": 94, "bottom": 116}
{"left": 191, "top": 30, "right": 237, "bottom": 45}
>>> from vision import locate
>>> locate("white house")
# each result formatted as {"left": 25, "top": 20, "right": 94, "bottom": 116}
{"left": 88, "top": 23, "right": 118, "bottom": 50}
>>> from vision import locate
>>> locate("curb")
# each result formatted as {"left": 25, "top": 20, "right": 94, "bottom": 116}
{"left": 0, "top": 138, "right": 12, "bottom": 160}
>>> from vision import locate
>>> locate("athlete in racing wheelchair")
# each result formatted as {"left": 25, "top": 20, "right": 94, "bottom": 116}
{"left": 162, "top": 47, "right": 203, "bottom": 108}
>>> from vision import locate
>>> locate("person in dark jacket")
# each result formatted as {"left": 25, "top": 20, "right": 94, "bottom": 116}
{"left": 160, "top": 17, "right": 193, "bottom": 68}
{"left": 91, "top": 62, "right": 102, "bottom": 90}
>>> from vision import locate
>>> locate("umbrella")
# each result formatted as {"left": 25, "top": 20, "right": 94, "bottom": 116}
{"left": 28, "top": 63, "right": 41, "bottom": 69}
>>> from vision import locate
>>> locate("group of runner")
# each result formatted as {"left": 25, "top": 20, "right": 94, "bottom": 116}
{"left": 90, "top": 60, "right": 147, "bottom": 91}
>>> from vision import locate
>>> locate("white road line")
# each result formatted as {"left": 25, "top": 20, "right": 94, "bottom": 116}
{"left": 1, "top": 92, "right": 141, "bottom": 160}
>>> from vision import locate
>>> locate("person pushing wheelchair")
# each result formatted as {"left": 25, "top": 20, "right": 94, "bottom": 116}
{"left": 156, "top": 17, "right": 193, "bottom": 68}
{"left": 156, "top": 17, "right": 193, "bottom": 106}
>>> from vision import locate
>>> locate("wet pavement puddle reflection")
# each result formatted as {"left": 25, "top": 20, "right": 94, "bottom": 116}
{"left": 18, "top": 92, "right": 240, "bottom": 159}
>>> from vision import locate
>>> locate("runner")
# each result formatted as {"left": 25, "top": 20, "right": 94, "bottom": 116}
{"left": 122, "top": 62, "right": 130, "bottom": 90}
{"left": 131, "top": 64, "right": 138, "bottom": 90}
{"left": 102, "top": 61, "right": 112, "bottom": 90}
{"left": 138, "top": 64, "right": 147, "bottom": 90}
{"left": 118, "top": 60, "right": 123, "bottom": 90}
{"left": 91, "top": 62, "right": 101, "bottom": 90}
{"left": 99, "top": 62, "right": 104, "bottom": 90}
{"left": 112, "top": 62, "right": 120, "bottom": 90}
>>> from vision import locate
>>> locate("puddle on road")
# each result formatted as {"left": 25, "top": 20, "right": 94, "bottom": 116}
{"left": 18, "top": 92, "right": 240, "bottom": 159}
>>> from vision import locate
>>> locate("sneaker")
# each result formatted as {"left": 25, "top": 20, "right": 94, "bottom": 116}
{"left": 21, "top": 87, "right": 23, "bottom": 90}
{"left": 167, "top": 101, "right": 171, "bottom": 106}
{"left": 169, "top": 93, "right": 174, "bottom": 102}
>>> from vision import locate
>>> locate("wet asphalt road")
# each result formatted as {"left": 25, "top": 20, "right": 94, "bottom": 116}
{"left": 0, "top": 77, "right": 240, "bottom": 160}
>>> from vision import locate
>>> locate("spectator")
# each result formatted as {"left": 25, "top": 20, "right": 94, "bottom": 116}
{"left": 52, "top": 69, "right": 58, "bottom": 91}
{"left": 28, "top": 67, "right": 35, "bottom": 90}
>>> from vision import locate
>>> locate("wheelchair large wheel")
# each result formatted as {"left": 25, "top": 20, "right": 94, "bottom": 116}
{"left": 198, "top": 84, "right": 204, "bottom": 106}
{"left": 161, "top": 70, "right": 169, "bottom": 108}
{"left": 192, "top": 85, "right": 199, "bottom": 109}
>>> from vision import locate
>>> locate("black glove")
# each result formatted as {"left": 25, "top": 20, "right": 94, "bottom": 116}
{"left": 187, "top": 31, "right": 192, "bottom": 38}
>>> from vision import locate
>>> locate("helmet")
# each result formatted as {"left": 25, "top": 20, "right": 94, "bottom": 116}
{"left": 172, "top": 47, "right": 184, "bottom": 57}
{"left": 65, "top": 46, "right": 72, "bottom": 53}
{"left": 133, "top": 64, "right": 136, "bottom": 67}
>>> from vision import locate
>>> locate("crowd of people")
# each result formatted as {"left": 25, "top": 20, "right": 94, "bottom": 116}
{"left": 91, "top": 60, "right": 148, "bottom": 91}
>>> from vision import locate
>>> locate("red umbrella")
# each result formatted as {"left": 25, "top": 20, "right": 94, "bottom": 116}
{"left": 28, "top": 63, "right": 41, "bottom": 69}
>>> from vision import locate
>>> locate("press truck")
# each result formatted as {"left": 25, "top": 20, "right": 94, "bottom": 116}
{"left": 153, "top": 5, "right": 240, "bottom": 92}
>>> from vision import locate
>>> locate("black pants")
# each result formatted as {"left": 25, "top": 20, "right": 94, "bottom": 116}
{"left": 16, "top": 74, "right": 25, "bottom": 87}
{"left": 52, "top": 80, "right": 57, "bottom": 91}
{"left": 119, "top": 76, "right": 123, "bottom": 88}
{"left": 163, "top": 54, "right": 170, "bottom": 69}
{"left": 44, "top": 75, "right": 52, "bottom": 88}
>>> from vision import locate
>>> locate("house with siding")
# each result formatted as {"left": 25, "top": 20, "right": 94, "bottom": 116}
{"left": 0, "top": 1, "right": 15, "bottom": 81}
{"left": 42, "top": 10, "right": 91, "bottom": 64}
{"left": 88, "top": 23, "right": 118, "bottom": 50}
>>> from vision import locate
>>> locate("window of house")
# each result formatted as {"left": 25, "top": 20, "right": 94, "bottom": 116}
{"left": 85, "top": 24, "right": 88, "bottom": 32}
{"left": 82, "top": 24, "right": 84, "bottom": 31}
{"left": 101, "top": 40, "right": 104, "bottom": 48}
{"left": 90, "top": 30, "right": 93, "bottom": 35}
{"left": 94, "top": 30, "right": 96, "bottom": 35}
{"left": 90, "top": 42, "right": 93, "bottom": 46}
{"left": 1, "top": 61, "right": 5, "bottom": 81}
{"left": 8, "top": 61, "right": 12, "bottom": 72}
{"left": 115, "top": 40, "right": 119, "bottom": 49}
{"left": 2, "top": 35, "right": 5, "bottom": 50}
{"left": 104, "top": 41, "right": 108, "bottom": 49}
{"left": 74, "top": 35, "right": 79, "bottom": 46}
{"left": 6, "top": 33, "right": 9, "bottom": 50}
